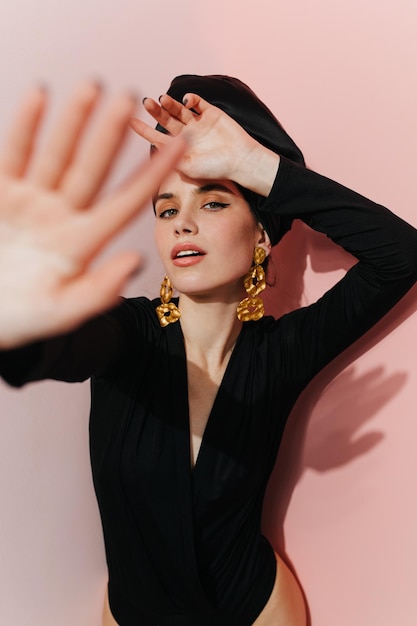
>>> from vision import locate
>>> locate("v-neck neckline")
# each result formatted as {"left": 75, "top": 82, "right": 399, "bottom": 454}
{"left": 174, "top": 320, "right": 247, "bottom": 475}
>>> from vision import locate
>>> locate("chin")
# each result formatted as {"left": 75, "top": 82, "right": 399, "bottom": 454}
{"left": 169, "top": 268, "right": 244, "bottom": 300}
{"left": 170, "top": 275, "right": 200, "bottom": 293}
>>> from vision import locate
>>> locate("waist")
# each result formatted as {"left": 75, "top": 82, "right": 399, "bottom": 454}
{"left": 106, "top": 556, "right": 275, "bottom": 626}
{"left": 104, "top": 552, "right": 306, "bottom": 626}
{"left": 104, "top": 532, "right": 276, "bottom": 625}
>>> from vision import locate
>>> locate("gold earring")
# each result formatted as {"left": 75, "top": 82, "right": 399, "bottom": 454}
{"left": 237, "top": 247, "right": 266, "bottom": 322}
{"left": 156, "top": 276, "right": 181, "bottom": 327}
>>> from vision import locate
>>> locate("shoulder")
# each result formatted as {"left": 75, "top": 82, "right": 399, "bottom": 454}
{"left": 108, "top": 296, "right": 162, "bottom": 336}
{"left": 242, "top": 314, "right": 289, "bottom": 350}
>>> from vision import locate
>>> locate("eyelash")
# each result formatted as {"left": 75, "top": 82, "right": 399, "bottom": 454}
{"left": 203, "top": 201, "right": 230, "bottom": 211}
{"left": 158, "top": 202, "right": 230, "bottom": 219}
{"left": 158, "top": 208, "right": 178, "bottom": 219}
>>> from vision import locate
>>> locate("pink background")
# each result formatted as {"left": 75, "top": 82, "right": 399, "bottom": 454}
{"left": 0, "top": 1, "right": 416, "bottom": 624}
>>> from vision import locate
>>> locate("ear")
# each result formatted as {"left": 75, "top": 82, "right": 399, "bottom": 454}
{"left": 256, "top": 225, "right": 272, "bottom": 258}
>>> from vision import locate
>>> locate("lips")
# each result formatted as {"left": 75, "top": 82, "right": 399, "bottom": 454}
{"left": 171, "top": 243, "right": 206, "bottom": 266}
{"left": 171, "top": 243, "right": 206, "bottom": 260}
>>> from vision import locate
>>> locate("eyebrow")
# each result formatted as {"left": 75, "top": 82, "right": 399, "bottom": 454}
{"left": 194, "top": 183, "right": 236, "bottom": 196}
{"left": 154, "top": 183, "right": 236, "bottom": 205}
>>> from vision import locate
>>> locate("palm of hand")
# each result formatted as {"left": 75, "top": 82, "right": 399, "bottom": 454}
{"left": 0, "top": 177, "right": 83, "bottom": 292}
{"left": 0, "top": 83, "right": 184, "bottom": 349}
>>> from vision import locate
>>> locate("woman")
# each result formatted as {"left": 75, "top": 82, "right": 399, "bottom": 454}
{"left": 1, "top": 75, "right": 417, "bottom": 626}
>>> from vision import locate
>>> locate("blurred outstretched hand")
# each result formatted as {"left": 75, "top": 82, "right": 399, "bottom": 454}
{"left": 0, "top": 82, "right": 185, "bottom": 349}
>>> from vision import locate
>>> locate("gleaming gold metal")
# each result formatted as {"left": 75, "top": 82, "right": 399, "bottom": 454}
{"left": 156, "top": 276, "right": 181, "bottom": 327}
{"left": 237, "top": 247, "right": 266, "bottom": 322}
{"left": 252, "top": 246, "right": 267, "bottom": 266}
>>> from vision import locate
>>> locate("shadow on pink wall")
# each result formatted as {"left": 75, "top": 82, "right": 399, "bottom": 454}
{"left": 261, "top": 222, "right": 417, "bottom": 625}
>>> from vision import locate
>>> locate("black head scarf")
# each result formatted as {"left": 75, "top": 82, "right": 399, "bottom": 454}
{"left": 156, "top": 74, "right": 305, "bottom": 246}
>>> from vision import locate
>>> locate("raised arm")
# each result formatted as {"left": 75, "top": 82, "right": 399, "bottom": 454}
{"left": 264, "top": 157, "right": 417, "bottom": 389}
{"left": 132, "top": 93, "right": 417, "bottom": 390}
{"left": 0, "top": 82, "right": 185, "bottom": 351}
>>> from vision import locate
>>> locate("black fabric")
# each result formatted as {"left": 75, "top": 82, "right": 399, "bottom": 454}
{"left": 157, "top": 74, "right": 305, "bottom": 245}
{"left": 2, "top": 159, "right": 417, "bottom": 625}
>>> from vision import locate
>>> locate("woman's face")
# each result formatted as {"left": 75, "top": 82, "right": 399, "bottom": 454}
{"left": 154, "top": 171, "right": 270, "bottom": 302}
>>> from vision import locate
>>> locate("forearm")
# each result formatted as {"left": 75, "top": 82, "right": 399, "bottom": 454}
{"left": 0, "top": 307, "right": 127, "bottom": 387}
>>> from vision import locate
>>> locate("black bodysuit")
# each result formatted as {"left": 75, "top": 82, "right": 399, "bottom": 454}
{"left": 2, "top": 157, "right": 417, "bottom": 625}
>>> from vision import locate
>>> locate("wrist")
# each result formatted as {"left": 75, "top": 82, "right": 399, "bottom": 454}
{"left": 232, "top": 143, "right": 280, "bottom": 197}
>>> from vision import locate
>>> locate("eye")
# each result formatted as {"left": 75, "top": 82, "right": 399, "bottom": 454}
{"left": 158, "top": 207, "right": 178, "bottom": 219}
{"left": 202, "top": 201, "right": 230, "bottom": 211}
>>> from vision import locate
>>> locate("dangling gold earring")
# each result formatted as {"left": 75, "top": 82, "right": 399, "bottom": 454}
{"left": 237, "top": 247, "right": 266, "bottom": 322}
{"left": 156, "top": 276, "right": 181, "bottom": 327}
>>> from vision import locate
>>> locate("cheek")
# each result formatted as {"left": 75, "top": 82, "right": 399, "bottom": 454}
{"left": 229, "top": 222, "right": 259, "bottom": 256}
{"left": 221, "top": 230, "right": 258, "bottom": 276}
{"left": 153, "top": 224, "right": 167, "bottom": 259}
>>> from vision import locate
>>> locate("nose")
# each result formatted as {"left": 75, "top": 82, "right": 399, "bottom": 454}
{"left": 174, "top": 209, "right": 198, "bottom": 236}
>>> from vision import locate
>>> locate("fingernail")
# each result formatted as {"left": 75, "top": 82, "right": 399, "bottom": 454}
{"left": 182, "top": 97, "right": 188, "bottom": 105}
{"left": 142, "top": 97, "right": 148, "bottom": 104}
{"left": 158, "top": 94, "right": 164, "bottom": 102}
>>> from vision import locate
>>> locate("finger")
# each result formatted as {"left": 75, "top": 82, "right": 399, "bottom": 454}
{"left": 29, "top": 81, "right": 102, "bottom": 188}
{"left": 182, "top": 93, "right": 213, "bottom": 114}
{"left": 0, "top": 87, "right": 47, "bottom": 178}
{"left": 158, "top": 94, "right": 196, "bottom": 125}
{"left": 53, "top": 251, "right": 141, "bottom": 331}
{"left": 59, "top": 93, "right": 137, "bottom": 208}
{"left": 143, "top": 97, "right": 186, "bottom": 135}
{"left": 129, "top": 117, "right": 170, "bottom": 148}
{"left": 71, "top": 136, "right": 187, "bottom": 260}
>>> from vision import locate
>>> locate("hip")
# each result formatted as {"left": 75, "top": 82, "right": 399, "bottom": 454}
{"left": 252, "top": 553, "right": 306, "bottom": 626}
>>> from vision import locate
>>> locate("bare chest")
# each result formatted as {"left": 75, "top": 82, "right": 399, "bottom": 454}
{"left": 186, "top": 361, "right": 226, "bottom": 468}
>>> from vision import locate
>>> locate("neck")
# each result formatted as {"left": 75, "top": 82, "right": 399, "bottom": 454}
{"left": 178, "top": 295, "right": 243, "bottom": 366}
